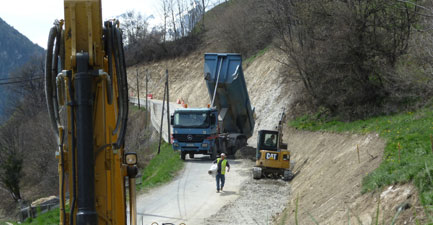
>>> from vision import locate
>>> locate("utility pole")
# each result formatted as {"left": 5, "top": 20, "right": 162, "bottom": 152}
{"left": 136, "top": 68, "right": 140, "bottom": 109}
{"left": 145, "top": 69, "right": 149, "bottom": 128}
{"left": 166, "top": 69, "right": 171, "bottom": 144}
{"left": 158, "top": 73, "right": 167, "bottom": 154}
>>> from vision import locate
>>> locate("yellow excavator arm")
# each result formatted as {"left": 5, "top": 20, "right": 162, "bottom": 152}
{"left": 44, "top": 1, "right": 137, "bottom": 225}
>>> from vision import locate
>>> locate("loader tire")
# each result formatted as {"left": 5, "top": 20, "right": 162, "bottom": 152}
{"left": 283, "top": 170, "right": 294, "bottom": 181}
{"left": 181, "top": 152, "right": 186, "bottom": 161}
{"left": 253, "top": 167, "right": 262, "bottom": 179}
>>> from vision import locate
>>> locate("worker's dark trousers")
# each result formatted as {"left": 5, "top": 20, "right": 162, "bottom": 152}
{"left": 216, "top": 173, "right": 225, "bottom": 191}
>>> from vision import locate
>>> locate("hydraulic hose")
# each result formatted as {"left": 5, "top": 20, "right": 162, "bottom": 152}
{"left": 106, "top": 20, "right": 128, "bottom": 148}
{"left": 111, "top": 22, "right": 124, "bottom": 137}
{"left": 52, "top": 23, "right": 61, "bottom": 119}
{"left": 45, "top": 25, "right": 59, "bottom": 139}
{"left": 114, "top": 27, "right": 129, "bottom": 148}
{"left": 45, "top": 21, "right": 63, "bottom": 138}
{"left": 45, "top": 21, "right": 66, "bottom": 225}
{"left": 103, "top": 22, "right": 113, "bottom": 104}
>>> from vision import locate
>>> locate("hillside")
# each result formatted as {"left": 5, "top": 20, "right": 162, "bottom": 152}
{"left": 0, "top": 17, "right": 44, "bottom": 119}
{"left": 127, "top": 48, "right": 306, "bottom": 145}
{"left": 0, "top": 17, "right": 44, "bottom": 78}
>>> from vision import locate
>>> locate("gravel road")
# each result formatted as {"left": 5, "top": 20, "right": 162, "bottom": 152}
{"left": 204, "top": 174, "right": 291, "bottom": 225}
{"left": 135, "top": 155, "right": 249, "bottom": 225}
{"left": 135, "top": 154, "right": 291, "bottom": 225}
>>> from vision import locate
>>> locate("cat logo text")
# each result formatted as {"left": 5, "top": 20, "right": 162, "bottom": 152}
{"left": 265, "top": 152, "right": 278, "bottom": 160}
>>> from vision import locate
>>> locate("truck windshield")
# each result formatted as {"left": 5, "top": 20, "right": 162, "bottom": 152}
{"left": 174, "top": 112, "right": 210, "bottom": 128}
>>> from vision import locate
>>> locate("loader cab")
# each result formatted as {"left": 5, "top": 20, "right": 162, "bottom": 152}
{"left": 257, "top": 130, "right": 278, "bottom": 151}
{"left": 257, "top": 130, "right": 279, "bottom": 160}
{"left": 255, "top": 129, "right": 291, "bottom": 170}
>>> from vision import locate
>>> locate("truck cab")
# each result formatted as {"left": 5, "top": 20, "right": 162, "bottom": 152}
{"left": 171, "top": 108, "right": 219, "bottom": 160}
{"left": 171, "top": 53, "right": 255, "bottom": 160}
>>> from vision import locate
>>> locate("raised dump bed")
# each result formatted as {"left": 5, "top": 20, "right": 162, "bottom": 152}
{"left": 204, "top": 53, "right": 255, "bottom": 139}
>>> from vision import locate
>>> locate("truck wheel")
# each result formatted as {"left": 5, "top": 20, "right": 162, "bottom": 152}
{"left": 232, "top": 137, "right": 245, "bottom": 155}
{"left": 189, "top": 153, "right": 194, "bottom": 159}
{"left": 253, "top": 167, "right": 262, "bottom": 179}
{"left": 211, "top": 147, "right": 217, "bottom": 160}
{"left": 181, "top": 152, "right": 186, "bottom": 161}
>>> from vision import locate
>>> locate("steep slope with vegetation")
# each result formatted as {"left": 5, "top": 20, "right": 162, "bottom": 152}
{"left": 284, "top": 108, "right": 433, "bottom": 224}
{"left": 125, "top": 0, "right": 433, "bottom": 223}
{"left": 0, "top": 56, "right": 57, "bottom": 220}
{"left": 0, "top": 17, "right": 44, "bottom": 119}
{"left": 0, "top": 17, "right": 43, "bottom": 77}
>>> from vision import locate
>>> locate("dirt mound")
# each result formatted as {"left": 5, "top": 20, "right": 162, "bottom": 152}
{"left": 234, "top": 146, "right": 256, "bottom": 161}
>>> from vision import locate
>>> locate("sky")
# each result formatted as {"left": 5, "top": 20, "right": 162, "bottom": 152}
{"left": 0, "top": 0, "right": 161, "bottom": 49}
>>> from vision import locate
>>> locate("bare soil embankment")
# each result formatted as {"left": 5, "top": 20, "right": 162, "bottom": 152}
{"left": 277, "top": 128, "right": 426, "bottom": 225}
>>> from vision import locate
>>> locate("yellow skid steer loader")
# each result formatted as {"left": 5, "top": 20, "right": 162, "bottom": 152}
{"left": 253, "top": 110, "right": 294, "bottom": 181}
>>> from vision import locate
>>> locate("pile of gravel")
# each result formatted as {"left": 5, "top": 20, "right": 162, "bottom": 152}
{"left": 204, "top": 178, "right": 290, "bottom": 225}
{"left": 234, "top": 146, "right": 256, "bottom": 161}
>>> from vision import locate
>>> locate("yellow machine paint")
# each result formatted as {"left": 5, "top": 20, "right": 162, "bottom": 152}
{"left": 45, "top": 1, "right": 137, "bottom": 225}
{"left": 256, "top": 148, "right": 291, "bottom": 170}
{"left": 253, "top": 111, "right": 293, "bottom": 180}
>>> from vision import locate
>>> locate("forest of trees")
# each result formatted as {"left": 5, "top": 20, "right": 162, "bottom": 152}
{"left": 120, "top": 0, "right": 226, "bottom": 65}
{"left": 0, "top": 55, "right": 58, "bottom": 215}
{"left": 266, "top": 0, "right": 433, "bottom": 119}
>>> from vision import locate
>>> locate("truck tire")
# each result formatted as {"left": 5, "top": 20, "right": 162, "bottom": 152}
{"left": 189, "top": 153, "right": 194, "bottom": 159}
{"left": 232, "top": 137, "right": 246, "bottom": 155}
{"left": 211, "top": 147, "right": 217, "bottom": 160}
{"left": 233, "top": 138, "right": 241, "bottom": 155}
{"left": 181, "top": 152, "right": 186, "bottom": 161}
{"left": 252, "top": 167, "right": 262, "bottom": 179}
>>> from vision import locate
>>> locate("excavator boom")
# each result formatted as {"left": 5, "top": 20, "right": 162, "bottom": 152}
{"left": 44, "top": 1, "right": 137, "bottom": 225}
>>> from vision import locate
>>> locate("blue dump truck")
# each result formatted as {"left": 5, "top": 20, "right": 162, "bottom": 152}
{"left": 171, "top": 53, "right": 255, "bottom": 160}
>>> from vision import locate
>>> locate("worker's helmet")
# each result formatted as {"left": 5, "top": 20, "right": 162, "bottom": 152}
{"left": 221, "top": 153, "right": 226, "bottom": 157}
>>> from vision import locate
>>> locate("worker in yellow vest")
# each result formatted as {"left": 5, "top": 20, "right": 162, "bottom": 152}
{"left": 213, "top": 153, "right": 230, "bottom": 193}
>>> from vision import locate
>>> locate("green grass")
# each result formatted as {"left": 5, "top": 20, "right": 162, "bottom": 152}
{"left": 129, "top": 103, "right": 147, "bottom": 113}
{"left": 138, "top": 142, "right": 184, "bottom": 191}
{"left": 245, "top": 46, "right": 270, "bottom": 65}
{"left": 290, "top": 107, "right": 433, "bottom": 217}
{"left": 12, "top": 207, "right": 60, "bottom": 225}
